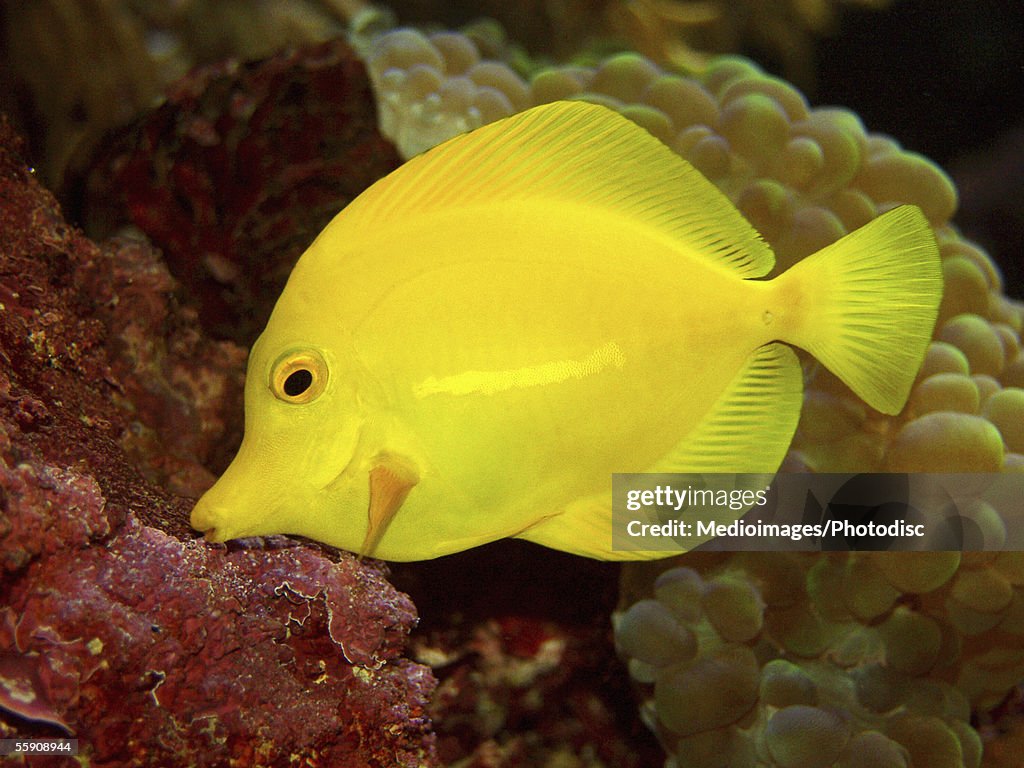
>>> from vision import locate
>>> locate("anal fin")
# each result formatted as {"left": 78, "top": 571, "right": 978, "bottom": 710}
{"left": 650, "top": 342, "right": 804, "bottom": 474}
{"left": 517, "top": 495, "right": 677, "bottom": 561}
{"left": 517, "top": 343, "right": 804, "bottom": 560}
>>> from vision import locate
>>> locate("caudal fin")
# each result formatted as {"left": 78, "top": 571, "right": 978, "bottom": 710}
{"left": 781, "top": 205, "right": 942, "bottom": 414}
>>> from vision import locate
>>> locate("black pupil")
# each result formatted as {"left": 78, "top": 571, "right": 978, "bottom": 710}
{"left": 283, "top": 368, "right": 313, "bottom": 397}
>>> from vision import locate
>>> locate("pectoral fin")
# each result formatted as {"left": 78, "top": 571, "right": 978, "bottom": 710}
{"left": 361, "top": 455, "right": 419, "bottom": 558}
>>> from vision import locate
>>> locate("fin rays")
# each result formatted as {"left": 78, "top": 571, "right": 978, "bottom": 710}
{"left": 650, "top": 343, "right": 805, "bottom": 474}
{"left": 778, "top": 205, "right": 942, "bottom": 414}
{"left": 336, "top": 101, "right": 775, "bottom": 278}
{"left": 517, "top": 344, "right": 804, "bottom": 560}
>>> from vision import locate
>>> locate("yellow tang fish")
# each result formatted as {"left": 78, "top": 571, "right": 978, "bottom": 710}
{"left": 190, "top": 100, "right": 942, "bottom": 561}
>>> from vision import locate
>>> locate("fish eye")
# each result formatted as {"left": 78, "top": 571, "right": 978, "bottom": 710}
{"left": 284, "top": 368, "right": 312, "bottom": 396}
{"left": 270, "top": 349, "right": 328, "bottom": 404}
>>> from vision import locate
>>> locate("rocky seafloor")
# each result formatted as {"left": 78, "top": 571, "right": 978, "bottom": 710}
{"left": 0, "top": 42, "right": 437, "bottom": 767}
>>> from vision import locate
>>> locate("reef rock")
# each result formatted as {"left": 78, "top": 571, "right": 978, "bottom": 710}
{"left": 0, "top": 103, "right": 436, "bottom": 766}
{"left": 79, "top": 38, "right": 403, "bottom": 343}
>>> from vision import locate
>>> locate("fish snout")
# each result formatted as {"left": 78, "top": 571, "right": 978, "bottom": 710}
{"left": 189, "top": 493, "right": 231, "bottom": 543}
{"left": 190, "top": 442, "right": 280, "bottom": 542}
{"left": 190, "top": 463, "right": 292, "bottom": 543}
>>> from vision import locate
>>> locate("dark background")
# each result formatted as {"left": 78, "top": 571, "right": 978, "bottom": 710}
{"left": 812, "top": 0, "right": 1024, "bottom": 297}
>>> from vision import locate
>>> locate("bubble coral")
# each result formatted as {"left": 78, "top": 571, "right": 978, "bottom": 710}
{"left": 371, "top": 1, "right": 892, "bottom": 93}
{"left": 615, "top": 554, "right": 1023, "bottom": 767}
{"left": 358, "top": 22, "right": 1022, "bottom": 478}
{"left": 353, "top": 18, "right": 1024, "bottom": 766}
{"left": 605, "top": 0, "right": 893, "bottom": 89}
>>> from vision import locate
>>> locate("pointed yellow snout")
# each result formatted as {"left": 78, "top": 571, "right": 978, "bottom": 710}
{"left": 189, "top": 452, "right": 288, "bottom": 543}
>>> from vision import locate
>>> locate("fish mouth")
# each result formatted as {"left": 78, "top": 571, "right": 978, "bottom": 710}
{"left": 190, "top": 498, "right": 231, "bottom": 543}
{"left": 191, "top": 484, "right": 283, "bottom": 543}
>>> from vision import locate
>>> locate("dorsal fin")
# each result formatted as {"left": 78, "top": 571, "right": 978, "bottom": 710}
{"left": 335, "top": 101, "right": 775, "bottom": 278}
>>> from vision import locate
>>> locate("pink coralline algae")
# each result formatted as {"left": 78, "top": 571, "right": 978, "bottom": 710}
{"left": 0, "top": 80, "right": 436, "bottom": 767}
{"left": 2, "top": 504, "right": 434, "bottom": 765}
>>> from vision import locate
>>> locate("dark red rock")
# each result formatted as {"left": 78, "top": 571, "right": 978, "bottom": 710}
{"left": 77, "top": 38, "right": 403, "bottom": 343}
{"left": 2, "top": 517, "right": 434, "bottom": 767}
{"left": 0, "top": 107, "right": 437, "bottom": 766}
